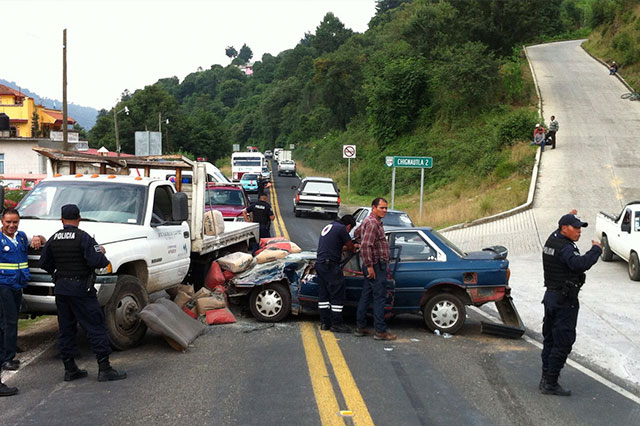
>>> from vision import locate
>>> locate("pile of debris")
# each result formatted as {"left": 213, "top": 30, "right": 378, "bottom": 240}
{"left": 138, "top": 237, "right": 303, "bottom": 350}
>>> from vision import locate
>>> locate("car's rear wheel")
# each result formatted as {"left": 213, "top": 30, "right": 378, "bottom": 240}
{"left": 423, "top": 293, "right": 465, "bottom": 335}
{"left": 249, "top": 282, "right": 291, "bottom": 322}
{"left": 601, "top": 235, "right": 614, "bottom": 261}
{"left": 629, "top": 252, "right": 640, "bottom": 281}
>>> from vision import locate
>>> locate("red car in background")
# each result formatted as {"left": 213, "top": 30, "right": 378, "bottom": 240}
{"left": 205, "top": 183, "right": 250, "bottom": 221}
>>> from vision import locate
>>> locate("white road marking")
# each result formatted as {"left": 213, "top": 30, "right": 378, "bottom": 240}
{"left": 469, "top": 306, "right": 640, "bottom": 405}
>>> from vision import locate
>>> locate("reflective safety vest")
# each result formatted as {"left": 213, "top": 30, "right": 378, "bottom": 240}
{"left": 0, "top": 230, "right": 30, "bottom": 289}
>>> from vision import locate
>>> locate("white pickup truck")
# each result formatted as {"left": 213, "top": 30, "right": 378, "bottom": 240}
{"left": 595, "top": 201, "right": 640, "bottom": 281}
{"left": 13, "top": 148, "right": 259, "bottom": 349}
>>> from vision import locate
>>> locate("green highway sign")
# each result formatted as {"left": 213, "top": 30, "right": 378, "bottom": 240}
{"left": 385, "top": 156, "right": 433, "bottom": 168}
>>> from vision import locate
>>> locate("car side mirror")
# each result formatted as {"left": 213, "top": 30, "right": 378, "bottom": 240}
{"left": 172, "top": 192, "right": 189, "bottom": 222}
{"left": 622, "top": 222, "right": 631, "bottom": 233}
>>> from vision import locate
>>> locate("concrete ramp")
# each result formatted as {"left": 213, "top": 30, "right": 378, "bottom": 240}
{"left": 442, "top": 40, "right": 640, "bottom": 393}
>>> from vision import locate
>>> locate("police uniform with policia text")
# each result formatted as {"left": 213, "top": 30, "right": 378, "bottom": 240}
{"left": 245, "top": 196, "right": 274, "bottom": 239}
{"left": 540, "top": 213, "right": 601, "bottom": 396}
{"left": 315, "top": 215, "right": 356, "bottom": 333}
{"left": 39, "top": 204, "right": 127, "bottom": 382}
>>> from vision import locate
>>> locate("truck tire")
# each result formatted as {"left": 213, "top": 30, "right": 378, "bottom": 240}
{"left": 601, "top": 235, "right": 614, "bottom": 261}
{"left": 629, "top": 252, "right": 640, "bottom": 281}
{"left": 249, "top": 282, "right": 291, "bottom": 322}
{"left": 105, "top": 275, "right": 149, "bottom": 350}
{"left": 423, "top": 292, "right": 465, "bottom": 335}
{"left": 294, "top": 207, "right": 301, "bottom": 217}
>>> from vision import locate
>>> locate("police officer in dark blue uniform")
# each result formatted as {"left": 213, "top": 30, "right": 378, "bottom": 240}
{"left": 540, "top": 211, "right": 601, "bottom": 396}
{"left": 316, "top": 215, "right": 358, "bottom": 333}
{"left": 243, "top": 193, "right": 275, "bottom": 239}
{"left": 39, "top": 204, "right": 127, "bottom": 382}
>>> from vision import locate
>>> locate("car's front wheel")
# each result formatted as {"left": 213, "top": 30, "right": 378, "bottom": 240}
{"left": 423, "top": 292, "right": 465, "bottom": 335}
{"left": 249, "top": 282, "right": 291, "bottom": 322}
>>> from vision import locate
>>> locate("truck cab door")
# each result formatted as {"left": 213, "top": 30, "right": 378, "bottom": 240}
{"left": 616, "top": 209, "right": 633, "bottom": 260}
{"left": 147, "top": 184, "right": 190, "bottom": 291}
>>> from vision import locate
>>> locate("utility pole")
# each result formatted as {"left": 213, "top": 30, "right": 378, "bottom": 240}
{"left": 114, "top": 108, "right": 120, "bottom": 156}
{"left": 62, "top": 29, "right": 68, "bottom": 151}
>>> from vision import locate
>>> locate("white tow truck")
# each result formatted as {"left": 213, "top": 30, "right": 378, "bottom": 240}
{"left": 13, "top": 148, "right": 259, "bottom": 349}
{"left": 595, "top": 201, "right": 640, "bottom": 281}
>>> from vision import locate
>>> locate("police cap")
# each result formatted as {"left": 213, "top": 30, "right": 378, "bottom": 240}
{"left": 61, "top": 204, "right": 81, "bottom": 220}
{"left": 558, "top": 213, "right": 588, "bottom": 228}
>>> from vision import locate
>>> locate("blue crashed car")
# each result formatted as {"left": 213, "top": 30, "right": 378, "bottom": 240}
{"left": 229, "top": 227, "right": 524, "bottom": 336}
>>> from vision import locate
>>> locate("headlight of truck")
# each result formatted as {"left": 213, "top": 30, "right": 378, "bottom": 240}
{"left": 95, "top": 263, "right": 113, "bottom": 275}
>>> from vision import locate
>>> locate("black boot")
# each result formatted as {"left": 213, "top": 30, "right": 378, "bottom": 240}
{"left": 539, "top": 369, "right": 547, "bottom": 391}
{"left": 63, "top": 358, "right": 88, "bottom": 382}
{"left": 97, "top": 356, "right": 127, "bottom": 382}
{"left": 541, "top": 374, "right": 571, "bottom": 396}
{"left": 0, "top": 381, "right": 18, "bottom": 397}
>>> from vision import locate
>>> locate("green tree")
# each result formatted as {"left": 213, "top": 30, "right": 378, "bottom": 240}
{"left": 310, "top": 13, "right": 354, "bottom": 54}
{"left": 364, "top": 56, "right": 429, "bottom": 144}
{"left": 225, "top": 46, "right": 238, "bottom": 60}
{"left": 238, "top": 43, "right": 253, "bottom": 63}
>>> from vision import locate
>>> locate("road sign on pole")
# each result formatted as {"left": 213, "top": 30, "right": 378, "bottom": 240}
{"left": 343, "top": 145, "right": 356, "bottom": 159}
{"left": 290, "top": 144, "right": 295, "bottom": 150}
{"left": 385, "top": 156, "right": 432, "bottom": 168}
{"left": 385, "top": 156, "right": 433, "bottom": 210}
{"left": 343, "top": 145, "right": 356, "bottom": 193}
{"left": 232, "top": 144, "right": 240, "bottom": 152}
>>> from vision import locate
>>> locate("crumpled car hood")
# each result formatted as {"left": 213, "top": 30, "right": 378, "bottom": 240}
{"left": 231, "top": 251, "right": 317, "bottom": 288}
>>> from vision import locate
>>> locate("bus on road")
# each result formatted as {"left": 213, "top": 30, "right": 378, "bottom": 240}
{"left": 231, "top": 152, "right": 265, "bottom": 181}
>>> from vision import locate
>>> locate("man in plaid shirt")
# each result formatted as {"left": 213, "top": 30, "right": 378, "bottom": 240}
{"left": 353, "top": 197, "right": 396, "bottom": 340}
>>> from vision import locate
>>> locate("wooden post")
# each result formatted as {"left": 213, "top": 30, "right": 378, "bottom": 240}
{"left": 62, "top": 29, "right": 68, "bottom": 151}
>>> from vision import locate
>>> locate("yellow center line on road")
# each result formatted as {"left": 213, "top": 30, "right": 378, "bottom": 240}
{"left": 300, "top": 322, "right": 346, "bottom": 426}
{"left": 268, "top": 181, "right": 290, "bottom": 240}
{"left": 320, "top": 330, "right": 375, "bottom": 426}
{"left": 269, "top": 179, "right": 375, "bottom": 426}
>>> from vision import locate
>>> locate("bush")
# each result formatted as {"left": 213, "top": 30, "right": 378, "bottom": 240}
{"left": 493, "top": 109, "right": 539, "bottom": 148}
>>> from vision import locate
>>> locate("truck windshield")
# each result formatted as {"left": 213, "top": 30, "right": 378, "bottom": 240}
{"left": 17, "top": 181, "right": 146, "bottom": 225}
{"left": 233, "top": 158, "right": 262, "bottom": 166}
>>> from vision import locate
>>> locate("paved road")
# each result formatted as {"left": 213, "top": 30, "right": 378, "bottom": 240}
{"left": 442, "top": 40, "right": 640, "bottom": 393}
{"left": 3, "top": 164, "right": 640, "bottom": 425}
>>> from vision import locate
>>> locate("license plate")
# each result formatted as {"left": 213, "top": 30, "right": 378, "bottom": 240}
{"left": 312, "top": 207, "right": 324, "bottom": 213}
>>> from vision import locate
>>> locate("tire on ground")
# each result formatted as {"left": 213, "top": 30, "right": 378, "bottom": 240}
{"left": 601, "top": 235, "right": 614, "bottom": 261}
{"left": 628, "top": 252, "right": 640, "bottom": 281}
{"left": 249, "top": 282, "right": 291, "bottom": 322}
{"left": 105, "top": 275, "right": 149, "bottom": 350}
{"left": 422, "top": 292, "right": 466, "bottom": 335}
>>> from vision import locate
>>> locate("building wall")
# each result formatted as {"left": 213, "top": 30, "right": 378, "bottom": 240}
{"left": 0, "top": 98, "right": 35, "bottom": 137}
{"left": 0, "top": 140, "right": 49, "bottom": 175}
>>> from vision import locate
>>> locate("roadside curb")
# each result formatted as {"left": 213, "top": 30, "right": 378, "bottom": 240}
{"left": 440, "top": 44, "right": 544, "bottom": 232}
{"left": 580, "top": 41, "right": 634, "bottom": 92}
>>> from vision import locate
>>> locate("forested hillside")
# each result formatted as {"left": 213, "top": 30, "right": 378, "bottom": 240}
{"left": 89, "top": 0, "right": 596, "bottom": 226}
{"left": 583, "top": 0, "right": 640, "bottom": 89}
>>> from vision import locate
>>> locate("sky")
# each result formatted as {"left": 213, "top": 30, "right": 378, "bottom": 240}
{"left": 2, "top": 0, "right": 377, "bottom": 110}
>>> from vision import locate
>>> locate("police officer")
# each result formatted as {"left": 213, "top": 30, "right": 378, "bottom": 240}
{"left": 0, "top": 209, "right": 45, "bottom": 397}
{"left": 316, "top": 215, "right": 358, "bottom": 333}
{"left": 243, "top": 193, "right": 275, "bottom": 239}
{"left": 39, "top": 204, "right": 126, "bottom": 382}
{"left": 540, "top": 211, "right": 601, "bottom": 396}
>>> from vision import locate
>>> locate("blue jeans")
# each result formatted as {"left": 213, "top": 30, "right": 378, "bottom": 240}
{"left": 356, "top": 262, "right": 387, "bottom": 333}
{"left": 0, "top": 286, "right": 22, "bottom": 363}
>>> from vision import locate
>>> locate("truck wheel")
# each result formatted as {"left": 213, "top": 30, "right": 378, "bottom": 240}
{"left": 629, "top": 252, "right": 640, "bottom": 281}
{"left": 294, "top": 207, "right": 301, "bottom": 217}
{"left": 249, "top": 282, "right": 291, "bottom": 322}
{"left": 105, "top": 275, "right": 149, "bottom": 350}
{"left": 601, "top": 235, "right": 614, "bottom": 261}
{"left": 423, "top": 293, "right": 465, "bottom": 335}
